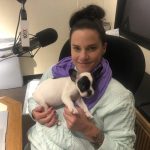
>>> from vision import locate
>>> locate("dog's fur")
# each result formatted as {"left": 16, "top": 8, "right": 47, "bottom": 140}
{"left": 32, "top": 69, "right": 94, "bottom": 118}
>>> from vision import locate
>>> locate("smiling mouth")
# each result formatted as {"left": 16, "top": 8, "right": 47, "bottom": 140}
{"left": 78, "top": 62, "right": 91, "bottom": 64}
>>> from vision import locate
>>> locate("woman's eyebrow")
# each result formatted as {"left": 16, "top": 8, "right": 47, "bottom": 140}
{"left": 87, "top": 44, "right": 97, "bottom": 47}
{"left": 72, "top": 44, "right": 80, "bottom": 47}
{"left": 71, "top": 43, "right": 98, "bottom": 48}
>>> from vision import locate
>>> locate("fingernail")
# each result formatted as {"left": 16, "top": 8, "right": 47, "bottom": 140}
{"left": 48, "top": 107, "right": 53, "bottom": 112}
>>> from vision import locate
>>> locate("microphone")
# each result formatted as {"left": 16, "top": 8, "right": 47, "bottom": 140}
{"left": 12, "top": 28, "right": 58, "bottom": 57}
{"left": 20, "top": 7, "right": 30, "bottom": 48}
{"left": 17, "top": 0, "right": 27, "bottom": 4}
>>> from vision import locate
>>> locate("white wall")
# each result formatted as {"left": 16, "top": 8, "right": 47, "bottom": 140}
{"left": 0, "top": 0, "right": 150, "bottom": 75}
{"left": 0, "top": 0, "right": 103, "bottom": 75}
{"left": 103, "top": 0, "right": 118, "bottom": 28}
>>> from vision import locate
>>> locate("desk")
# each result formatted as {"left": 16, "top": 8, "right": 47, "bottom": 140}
{"left": 135, "top": 109, "right": 150, "bottom": 150}
{"left": 0, "top": 96, "right": 22, "bottom": 150}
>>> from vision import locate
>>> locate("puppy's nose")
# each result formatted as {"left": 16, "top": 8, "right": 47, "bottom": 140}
{"left": 87, "top": 90, "right": 92, "bottom": 97}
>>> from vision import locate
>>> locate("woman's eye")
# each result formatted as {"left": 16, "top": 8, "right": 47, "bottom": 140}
{"left": 73, "top": 47, "right": 81, "bottom": 51}
{"left": 87, "top": 47, "right": 97, "bottom": 51}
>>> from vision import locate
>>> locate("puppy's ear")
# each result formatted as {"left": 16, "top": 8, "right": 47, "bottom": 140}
{"left": 69, "top": 69, "right": 77, "bottom": 82}
{"left": 92, "top": 66, "right": 102, "bottom": 80}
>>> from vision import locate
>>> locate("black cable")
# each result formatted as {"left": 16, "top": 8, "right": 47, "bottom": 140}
{"left": 0, "top": 55, "right": 17, "bottom": 62}
{"left": 13, "top": 8, "right": 21, "bottom": 49}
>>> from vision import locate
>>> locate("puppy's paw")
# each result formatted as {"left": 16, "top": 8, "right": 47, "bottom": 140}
{"left": 68, "top": 107, "right": 78, "bottom": 114}
{"left": 72, "top": 108, "right": 79, "bottom": 114}
{"left": 85, "top": 112, "right": 93, "bottom": 119}
{"left": 56, "top": 121, "right": 61, "bottom": 126}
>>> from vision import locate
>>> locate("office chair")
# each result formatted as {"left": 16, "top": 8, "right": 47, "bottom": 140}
{"left": 23, "top": 35, "right": 145, "bottom": 149}
{"left": 59, "top": 35, "right": 145, "bottom": 94}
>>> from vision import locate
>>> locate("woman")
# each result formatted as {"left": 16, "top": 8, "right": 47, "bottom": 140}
{"left": 26, "top": 5, "right": 135, "bottom": 150}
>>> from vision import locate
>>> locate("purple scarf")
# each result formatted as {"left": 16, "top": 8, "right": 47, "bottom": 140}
{"left": 52, "top": 56, "right": 112, "bottom": 110}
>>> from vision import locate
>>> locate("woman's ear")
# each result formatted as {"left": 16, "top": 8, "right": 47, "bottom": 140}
{"left": 69, "top": 68, "right": 77, "bottom": 82}
{"left": 102, "top": 42, "right": 107, "bottom": 55}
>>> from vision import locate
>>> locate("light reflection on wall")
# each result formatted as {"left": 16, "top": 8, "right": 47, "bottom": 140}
{"left": 0, "top": 30, "right": 13, "bottom": 39}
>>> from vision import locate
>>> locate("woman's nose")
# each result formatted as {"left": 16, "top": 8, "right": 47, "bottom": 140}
{"left": 79, "top": 50, "right": 89, "bottom": 60}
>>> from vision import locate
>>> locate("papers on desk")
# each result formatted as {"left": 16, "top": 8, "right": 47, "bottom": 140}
{"left": 0, "top": 103, "right": 8, "bottom": 150}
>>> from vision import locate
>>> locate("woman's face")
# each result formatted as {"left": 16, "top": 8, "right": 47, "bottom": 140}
{"left": 71, "top": 29, "right": 107, "bottom": 73}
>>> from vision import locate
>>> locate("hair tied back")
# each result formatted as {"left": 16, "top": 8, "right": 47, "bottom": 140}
{"left": 70, "top": 5, "right": 105, "bottom": 28}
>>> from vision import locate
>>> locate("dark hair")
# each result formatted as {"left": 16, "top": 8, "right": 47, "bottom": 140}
{"left": 69, "top": 5, "right": 106, "bottom": 44}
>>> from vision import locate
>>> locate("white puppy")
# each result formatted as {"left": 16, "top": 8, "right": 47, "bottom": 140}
{"left": 32, "top": 69, "right": 94, "bottom": 118}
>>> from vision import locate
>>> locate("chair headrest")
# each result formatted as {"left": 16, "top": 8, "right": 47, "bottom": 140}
{"left": 59, "top": 35, "right": 145, "bottom": 94}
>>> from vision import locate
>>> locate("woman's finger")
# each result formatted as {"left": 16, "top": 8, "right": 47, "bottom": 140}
{"left": 34, "top": 105, "right": 44, "bottom": 112}
{"left": 39, "top": 109, "right": 57, "bottom": 125}
{"left": 45, "top": 117, "right": 58, "bottom": 127}
{"left": 33, "top": 107, "right": 53, "bottom": 120}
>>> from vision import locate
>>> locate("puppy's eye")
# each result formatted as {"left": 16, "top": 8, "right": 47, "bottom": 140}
{"left": 92, "top": 80, "right": 96, "bottom": 90}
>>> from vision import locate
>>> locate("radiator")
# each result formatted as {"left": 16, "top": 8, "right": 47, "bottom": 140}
{"left": 135, "top": 110, "right": 150, "bottom": 150}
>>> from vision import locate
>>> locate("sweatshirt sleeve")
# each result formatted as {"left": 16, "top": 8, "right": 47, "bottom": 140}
{"left": 98, "top": 92, "right": 136, "bottom": 150}
{"left": 28, "top": 67, "right": 54, "bottom": 118}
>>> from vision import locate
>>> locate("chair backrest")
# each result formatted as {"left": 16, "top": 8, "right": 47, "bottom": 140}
{"left": 59, "top": 35, "right": 145, "bottom": 94}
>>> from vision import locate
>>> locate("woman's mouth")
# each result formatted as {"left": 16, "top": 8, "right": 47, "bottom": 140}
{"left": 78, "top": 61, "right": 91, "bottom": 64}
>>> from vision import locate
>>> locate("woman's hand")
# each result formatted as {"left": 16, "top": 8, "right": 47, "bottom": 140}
{"left": 32, "top": 106, "right": 58, "bottom": 127}
{"left": 63, "top": 106, "right": 104, "bottom": 146}
{"left": 63, "top": 106, "right": 95, "bottom": 134}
